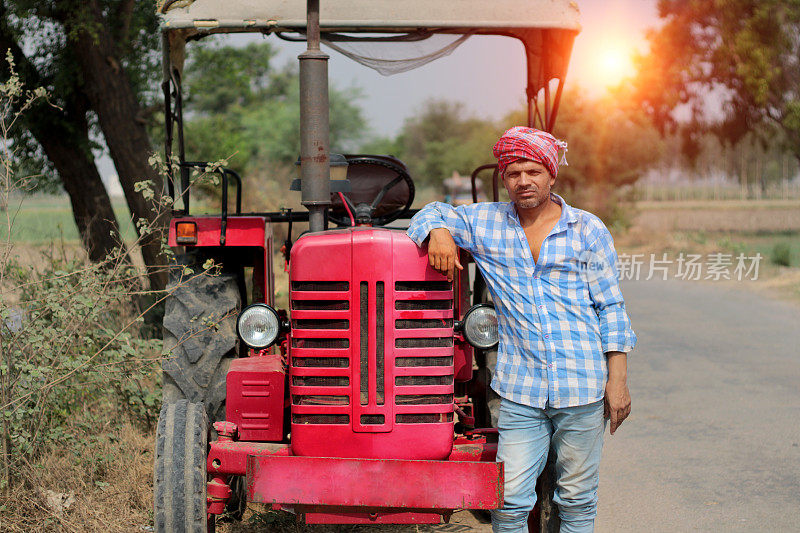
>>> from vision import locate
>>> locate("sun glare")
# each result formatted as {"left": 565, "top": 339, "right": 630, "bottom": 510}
{"left": 588, "top": 43, "right": 635, "bottom": 90}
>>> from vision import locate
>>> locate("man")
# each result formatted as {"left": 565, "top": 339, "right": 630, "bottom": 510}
{"left": 406, "top": 126, "right": 636, "bottom": 533}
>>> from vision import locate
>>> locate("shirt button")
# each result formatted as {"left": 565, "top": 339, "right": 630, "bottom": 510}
{"left": 544, "top": 334, "right": 549, "bottom": 339}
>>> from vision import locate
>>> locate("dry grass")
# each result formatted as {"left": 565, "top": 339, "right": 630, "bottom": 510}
{"left": 0, "top": 424, "right": 154, "bottom": 532}
{"left": 617, "top": 201, "right": 800, "bottom": 303}
{"left": 631, "top": 199, "right": 800, "bottom": 233}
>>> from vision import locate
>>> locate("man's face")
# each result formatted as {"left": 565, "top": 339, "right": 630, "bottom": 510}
{"left": 502, "top": 159, "right": 555, "bottom": 209}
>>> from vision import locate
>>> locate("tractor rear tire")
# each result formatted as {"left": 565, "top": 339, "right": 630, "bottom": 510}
{"left": 154, "top": 400, "right": 214, "bottom": 533}
{"left": 161, "top": 253, "right": 241, "bottom": 423}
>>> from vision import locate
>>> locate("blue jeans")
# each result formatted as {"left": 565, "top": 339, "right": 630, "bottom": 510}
{"left": 491, "top": 398, "right": 606, "bottom": 533}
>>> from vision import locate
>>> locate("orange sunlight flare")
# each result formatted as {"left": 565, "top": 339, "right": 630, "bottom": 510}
{"left": 587, "top": 41, "right": 636, "bottom": 90}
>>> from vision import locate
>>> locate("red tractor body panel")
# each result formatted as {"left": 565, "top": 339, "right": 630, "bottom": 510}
{"left": 167, "top": 216, "right": 275, "bottom": 306}
{"left": 168, "top": 216, "right": 269, "bottom": 248}
{"left": 225, "top": 356, "right": 286, "bottom": 442}
{"left": 206, "top": 438, "right": 501, "bottom": 524}
{"left": 288, "top": 228, "right": 462, "bottom": 460}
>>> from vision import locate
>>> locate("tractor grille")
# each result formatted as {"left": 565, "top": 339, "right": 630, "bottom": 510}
{"left": 290, "top": 279, "right": 352, "bottom": 425}
{"left": 393, "top": 280, "right": 455, "bottom": 424}
{"left": 290, "top": 268, "right": 456, "bottom": 433}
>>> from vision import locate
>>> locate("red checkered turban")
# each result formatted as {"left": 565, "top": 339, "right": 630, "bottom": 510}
{"left": 492, "top": 126, "right": 568, "bottom": 178}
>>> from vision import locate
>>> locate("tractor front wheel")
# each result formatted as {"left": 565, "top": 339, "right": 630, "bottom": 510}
{"left": 154, "top": 400, "right": 214, "bottom": 533}
{"left": 161, "top": 253, "right": 242, "bottom": 423}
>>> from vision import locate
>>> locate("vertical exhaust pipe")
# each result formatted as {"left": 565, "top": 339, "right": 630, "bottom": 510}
{"left": 299, "top": 0, "right": 330, "bottom": 232}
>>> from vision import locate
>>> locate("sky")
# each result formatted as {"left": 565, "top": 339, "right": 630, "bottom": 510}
{"left": 263, "top": 0, "right": 660, "bottom": 136}
{"left": 100, "top": 0, "right": 660, "bottom": 191}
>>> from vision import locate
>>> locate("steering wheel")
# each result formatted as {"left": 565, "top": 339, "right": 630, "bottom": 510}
{"left": 328, "top": 156, "right": 415, "bottom": 227}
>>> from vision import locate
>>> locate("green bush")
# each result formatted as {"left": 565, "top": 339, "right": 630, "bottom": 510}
{"left": 0, "top": 57, "right": 168, "bottom": 490}
{"left": 770, "top": 243, "right": 792, "bottom": 266}
{"left": 0, "top": 250, "right": 164, "bottom": 486}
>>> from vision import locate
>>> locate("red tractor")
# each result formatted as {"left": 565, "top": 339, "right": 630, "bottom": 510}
{"left": 154, "top": 1, "right": 579, "bottom": 531}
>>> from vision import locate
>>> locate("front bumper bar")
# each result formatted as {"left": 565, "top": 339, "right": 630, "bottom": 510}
{"left": 208, "top": 440, "right": 502, "bottom": 511}
{"left": 247, "top": 453, "right": 503, "bottom": 510}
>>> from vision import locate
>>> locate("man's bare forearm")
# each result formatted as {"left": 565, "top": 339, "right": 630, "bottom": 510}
{"left": 606, "top": 351, "right": 627, "bottom": 383}
{"left": 604, "top": 351, "right": 630, "bottom": 435}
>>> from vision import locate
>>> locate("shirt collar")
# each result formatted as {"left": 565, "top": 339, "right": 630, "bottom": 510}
{"left": 505, "top": 192, "right": 578, "bottom": 226}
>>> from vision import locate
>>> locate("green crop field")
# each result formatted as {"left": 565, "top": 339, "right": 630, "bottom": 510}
{"left": 0, "top": 195, "right": 137, "bottom": 244}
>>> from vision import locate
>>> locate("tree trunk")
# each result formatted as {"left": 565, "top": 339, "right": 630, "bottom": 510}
{"left": 60, "top": 0, "right": 168, "bottom": 291}
{"left": 0, "top": 6, "right": 125, "bottom": 264}
{"left": 34, "top": 122, "right": 124, "bottom": 263}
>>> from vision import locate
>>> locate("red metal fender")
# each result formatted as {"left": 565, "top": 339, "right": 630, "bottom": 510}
{"left": 246, "top": 454, "right": 503, "bottom": 510}
{"left": 168, "top": 216, "right": 268, "bottom": 248}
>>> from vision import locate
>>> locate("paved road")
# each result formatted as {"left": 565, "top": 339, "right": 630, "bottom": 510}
{"left": 595, "top": 279, "right": 800, "bottom": 532}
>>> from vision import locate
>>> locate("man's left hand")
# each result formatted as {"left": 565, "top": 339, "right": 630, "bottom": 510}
{"left": 604, "top": 378, "right": 631, "bottom": 435}
{"left": 604, "top": 351, "right": 630, "bottom": 435}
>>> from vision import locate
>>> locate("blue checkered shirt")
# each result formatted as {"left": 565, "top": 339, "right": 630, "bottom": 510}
{"left": 407, "top": 193, "right": 637, "bottom": 408}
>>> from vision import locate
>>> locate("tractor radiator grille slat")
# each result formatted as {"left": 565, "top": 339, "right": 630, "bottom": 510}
{"left": 359, "top": 282, "right": 369, "bottom": 405}
{"left": 396, "top": 394, "right": 454, "bottom": 405}
{"left": 396, "top": 318, "right": 454, "bottom": 329}
{"left": 292, "top": 281, "right": 349, "bottom": 292}
{"left": 293, "top": 395, "right": 349, "bottom": 406}
{"left": 292, "top": 414, "right": 349, "bottom": 425}
{"left": 360, "top": 414, "right": 385, "bottom": 425}
{"left": 292, "top": 319, "right": 349, "bottom": 330}
{"left": 291, "top": 338, "right": 349, "bottom": 349}
{"left": 395, "top": 281, "right": 452, "bottom": 292}
{"left": 292, "top": 376, "right": 350, "bottom": 387}
{"left": 376, "top": 281, "right": 385, "bottom": 405}
{"left": 395, "top": 356, "right": 453, "bottom": 367}
{"left": 396, "top": 299, "right": 453, "bottom": 310}
{"left": 396, "top": 413, "right": 454, "bottom": 424}
{"left": 396, "top": 375, "right": 454, "bottom": 386}
{"left": 291, "top": 300, "right": 349, "bottom": 310}
{"left": 395, "top": 337, "right": 453, "bottom": 348}
{"left": 292, "top": 357, "right": 349, "bottom": 368}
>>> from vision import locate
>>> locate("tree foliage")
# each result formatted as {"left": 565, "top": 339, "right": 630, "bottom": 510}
{"left": 182, "top": 42, "right": 367, "bottom": 174}
{"left": 1, "top": 0, "right": 168, "bottom": 288}
{"left": 633, "top": 0, "right": 800, "bottom": 161}
{"left": 392, "top": 101, "right": 499, "bottom": 189}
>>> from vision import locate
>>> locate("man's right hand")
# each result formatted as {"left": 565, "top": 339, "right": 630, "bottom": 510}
{"left": 428, "top": 228, "right": 463, "bottom": 282}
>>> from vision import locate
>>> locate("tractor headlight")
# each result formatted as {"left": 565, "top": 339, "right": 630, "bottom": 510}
{"left": 237, "top": 304, "right": 281, "bottom": 348}
{"left": 461, "top": 304, "right": 499, "bottom": 349}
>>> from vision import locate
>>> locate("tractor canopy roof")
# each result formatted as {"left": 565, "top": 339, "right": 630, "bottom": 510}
{"left": 158, "top": 1, "right": 581, "bottom": 130}
{"left": 158, "top": 0, "right": 580, "bottom": 32}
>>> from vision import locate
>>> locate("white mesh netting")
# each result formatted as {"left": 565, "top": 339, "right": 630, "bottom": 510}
{"left": 321, "top": 33, "right": 472, "bottom": 76}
